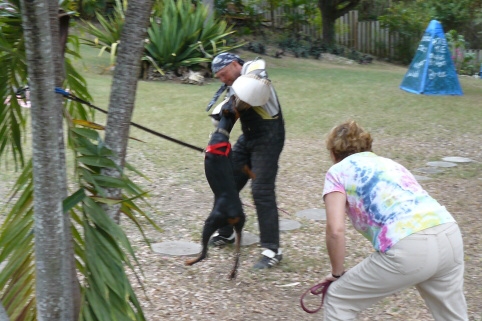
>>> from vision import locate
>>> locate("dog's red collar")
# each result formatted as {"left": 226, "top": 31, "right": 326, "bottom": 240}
{"left": 206, "top": 142, "right": 231, "bottom": 156}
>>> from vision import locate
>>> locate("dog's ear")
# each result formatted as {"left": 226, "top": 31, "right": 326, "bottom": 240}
{"left": 209, "top": 113, "right": 221, "bottom": 122}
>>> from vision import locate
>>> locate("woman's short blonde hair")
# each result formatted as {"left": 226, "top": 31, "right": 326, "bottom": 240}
{"left": 326, "top": 120, "right": 373, "bottom": 162}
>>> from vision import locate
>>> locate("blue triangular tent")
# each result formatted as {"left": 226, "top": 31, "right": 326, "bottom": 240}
{"left": 400, "top": 20, "right": 463, "bottom": 95}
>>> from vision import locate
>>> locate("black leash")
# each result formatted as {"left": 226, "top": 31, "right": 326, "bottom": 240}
{"left": 55, "top": 87, "right": 205, "bottom": 153}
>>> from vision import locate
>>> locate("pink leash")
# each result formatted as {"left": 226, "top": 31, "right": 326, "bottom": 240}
{"left": 300, "top": 280, "right": 333, "bottom": 314}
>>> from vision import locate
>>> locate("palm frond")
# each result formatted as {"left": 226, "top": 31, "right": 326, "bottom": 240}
{"left": 0, "top": 5, "right": 29, "bottom": 167}
{"left": 70, "top": 127, "right": 159, "bottom": 321}
{"left": 63, "top": 54, "right": 95, "bottom": 122}
{"left": 1, "top": 126, "right": 161, "bottom": 320}
{"left": 0, "top": 160, "right": 36, "bottom": 321}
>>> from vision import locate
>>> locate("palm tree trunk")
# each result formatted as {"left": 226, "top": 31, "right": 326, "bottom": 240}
{"left": 48, "top": 3, "right": 81, "bottom": 319}
{"left": 102, "top": 0, "right": 154, "bottom": 222}
{"left": 20, "top": 0, "right": 69, "bottom": 319}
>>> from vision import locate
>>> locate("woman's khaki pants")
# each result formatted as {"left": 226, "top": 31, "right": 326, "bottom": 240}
{"left": 323, "top": 222, "right": 467, "bottom": 321}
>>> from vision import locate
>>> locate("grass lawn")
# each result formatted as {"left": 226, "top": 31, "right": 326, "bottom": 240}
{"left": 74, "top": 45, "right": 482, "bottom": 173}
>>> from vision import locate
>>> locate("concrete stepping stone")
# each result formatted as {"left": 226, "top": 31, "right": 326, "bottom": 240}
{"left": 152, "top": 231, "right": 261, "bottom": 257}
{"left": 151, "top": 241, "right": 201, "bottom": 257}
{"left": 413, "top": 175, "right": 431, "bottom": 182}
{"left": 415, "top": 167, "right": 445, "bottom": 174}
{"left": 254, "top": 218, "right": 301, "bottom": 232}
{"left": 441, "top": 156, "right": 473, "bottom": 163}
{"left": 426, "top": 161, "right": 457, "bottom": 168}
{"left": 280, "top": 219, "right": 301, "bottom": 231}
{"left": 296, "top": 208, "right": 326, "bottom": 221}
{"left": 241, "top": 231, "right": 259, "bottom": 246}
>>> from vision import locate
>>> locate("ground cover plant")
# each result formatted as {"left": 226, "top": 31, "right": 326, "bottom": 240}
{"left": 1, "top": 44, "right": 481, "bottom": 320}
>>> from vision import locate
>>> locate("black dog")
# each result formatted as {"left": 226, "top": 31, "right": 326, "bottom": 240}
{"left": 185, "top": 96, "right": 246, "bottom": 279}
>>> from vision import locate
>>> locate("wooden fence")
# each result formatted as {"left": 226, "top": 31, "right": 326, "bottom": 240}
{"left": 335, "top": 11, "right": 401, "bottom": 58}
{"left": 262, "top": 9, "right": 482, "bottom": 66}
{"left": 335, "top": 11, "right": 482, "bottom": 66}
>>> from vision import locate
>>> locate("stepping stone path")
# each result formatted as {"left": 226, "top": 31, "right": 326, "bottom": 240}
{"left": 151, "top": 241, "right": 201, "bottom": 257}
{"left": 241, "top": 231, "right": 259, "bottom": 246}
{"left": 426, "top": 161, "right": 457, "bottom": 168}
{"left": 415, "top": 167, "right": 445, "bottom": 174}
{"left": 279, "top": 219, "right": 301, "bottom": 231}
{"left": 413, "top": 175, "right": 431, "bottom": 181}
{"left": 413, "top": 156, "right": 474, "bottom": 178}
{"left": 153, "top": 231, "right": 261, "bottom": 256}
{"left": 254, "top": 218, "right": 302, "bottom": 232}
{"left": 151, "top": 149, "right": 465, "bottom": 256}
{"left": 161, "top": 156, "right": 476, "bottom": 257}
{"left": 441, "top": 156, "right": 473, "bottom": 163}
{"left": 296, "top": 208, "right": 326, "bottom": 221}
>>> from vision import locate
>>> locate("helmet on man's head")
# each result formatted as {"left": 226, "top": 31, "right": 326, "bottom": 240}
{"left": 211, "top": 52, "right": 245, "bottom": 74}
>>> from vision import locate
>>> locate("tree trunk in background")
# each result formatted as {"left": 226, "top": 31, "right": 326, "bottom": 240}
{"left": 318, "top": 0, "right": 361, "bottom": 45}
{"left": 102, "top": 0, "right": 154, "bottom": 222}
{"left": 321, "top": 4, "right": 336, "bottom": 46}
{"left": 48, "top": 4, "right": 81, "bottom": 319}
{"left": 20, "top": 0, "right": 69, "bottom": 319}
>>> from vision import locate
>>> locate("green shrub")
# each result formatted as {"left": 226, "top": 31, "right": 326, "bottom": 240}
{"left": 379, "top": 1, "right": 431, "bottom": 64}
{"left": 144, "top": 0, "right": 243, "bottom": 73}
{"left": 278, "top": 37, "right": 322, "bottom": 59}
{"left": 246, "top": 41, "right": 266, "bottom": 54}
{"left": 80, "top": 0, "right": 125, "bottom": 65}
{"left": 446, "top": 30, "right": 476, "bottom": 75}
{"left": 281, "top": 0, "right": 319, "bottom": 40}
{"left": 78, "top": 0, "right": 108, "bottom": 19}
{"left": 80, "top": 0, "right": 243, "bottom": 75}
{"left": 214, "top": 0, "right": 265, "bottom": 35}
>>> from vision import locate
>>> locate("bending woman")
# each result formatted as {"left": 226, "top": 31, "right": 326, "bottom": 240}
{"left": 321, "top": 120, "right": 467, "bottom": 321}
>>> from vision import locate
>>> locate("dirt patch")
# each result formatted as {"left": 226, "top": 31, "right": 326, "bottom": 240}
{"left": 122, "top": 132, "right": 482, "bottom": 320}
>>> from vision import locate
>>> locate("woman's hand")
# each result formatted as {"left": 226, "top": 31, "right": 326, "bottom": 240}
{"left": 323, "top": 271, "right": 345, "bottom": 283}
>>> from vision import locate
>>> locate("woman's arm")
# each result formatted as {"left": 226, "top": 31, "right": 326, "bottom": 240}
{"left": 324, "top": 191, "right": 347, "bottom": 277}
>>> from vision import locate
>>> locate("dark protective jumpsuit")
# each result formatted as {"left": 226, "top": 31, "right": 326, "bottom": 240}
{"left": 217, "top": 62, "right": 285, "bottom": 250}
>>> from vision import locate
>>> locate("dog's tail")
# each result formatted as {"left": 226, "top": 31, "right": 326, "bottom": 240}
{"left": 186, "top": 215, "right": 245, "bottom": 280}
{"left": 185, "top": 217, "right": 219, "bottom": 266}
{"left": 228, "top": 222, "right": 243, "bottom": 279}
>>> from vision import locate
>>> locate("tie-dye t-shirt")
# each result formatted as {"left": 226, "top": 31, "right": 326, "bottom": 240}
{"left": 322, "top": 152, "right": 455, "bottom": 252}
